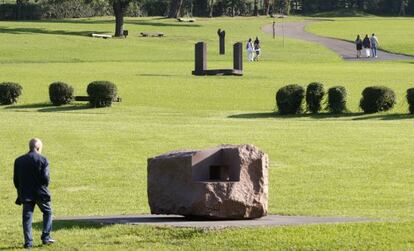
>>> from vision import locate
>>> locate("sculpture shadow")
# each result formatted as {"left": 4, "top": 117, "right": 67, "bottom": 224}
{"left": 0, "top": 27, "right": 100, "bottom": 37}
{"left": 5, "top": 103, "right": 92, "bottom": 112}
{"left": 37, "top": 215, "right": 245, "bottom": 229}
{"left": 228, "top": 112, "right": 414, "bottom": 120}
{"left": 127, "top": 19, "right": 201, "bottom": 28}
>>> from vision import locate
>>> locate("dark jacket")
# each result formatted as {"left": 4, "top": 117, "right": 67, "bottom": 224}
{"left": 356, "top": 39, "right": 363, "bottom": 50}
{"left": 14, "top": 151, "right": 51, "bottom": 204}
{"left": 363, "top": 37, "right": 371, "bottom": 48}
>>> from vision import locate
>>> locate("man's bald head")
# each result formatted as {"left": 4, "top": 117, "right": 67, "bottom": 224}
{"left": 29, "top": 138, "right": 43, "bottom": 153}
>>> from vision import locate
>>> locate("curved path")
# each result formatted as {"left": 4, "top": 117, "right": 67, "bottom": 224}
{"left": 262, "top": 21, "right": 414, "bottom": 61}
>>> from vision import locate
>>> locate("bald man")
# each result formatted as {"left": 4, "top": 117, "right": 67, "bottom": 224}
{"left": 14, "top": 139, "right": 55, "bottom": 249}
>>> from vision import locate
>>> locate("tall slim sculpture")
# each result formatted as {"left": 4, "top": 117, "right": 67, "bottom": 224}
{"left": 194, "top": 42, "right": 207, "bottom": 75}
{"left": 217, "top": 29, "right": 226, "bottom": 55}
{"left": 233, "top": 42, "right": 243, "bottom": 73}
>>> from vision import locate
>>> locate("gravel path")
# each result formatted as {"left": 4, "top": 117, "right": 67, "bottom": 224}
{"left": 55, "top": 214, "right": 374, "bottom": 229}
{"left": 262, "top": 21, "right": 414, "bottom": 61}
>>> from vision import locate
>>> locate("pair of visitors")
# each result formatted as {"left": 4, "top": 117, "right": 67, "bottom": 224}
{"left": 356, "top": 34, "right": 379, "bottom": 58}
{"left": 246, "top": 37, "right": 261, "bottom": 62}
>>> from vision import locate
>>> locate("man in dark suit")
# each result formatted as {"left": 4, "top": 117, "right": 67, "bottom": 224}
{"left": 14, "top": 138, "right": 55, "bottom": 249}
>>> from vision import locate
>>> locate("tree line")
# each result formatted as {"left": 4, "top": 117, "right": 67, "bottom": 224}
{"left": 11, "top": 0, "right": 414, "bottom": 17}
{"left": 5, "top": 0, "right": 414, "bottom": 37}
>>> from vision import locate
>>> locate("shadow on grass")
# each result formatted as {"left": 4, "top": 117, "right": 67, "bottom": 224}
{"left": 0, "top": 27, "right": 101, "bottom": 37}
{"left": 8, "top": 17, "right": 200, "bottom": 27}
{"left": 351, "top": 113, "right": 414, "bottom": 121}
{"left": 137, "top": 73, "right": 179, "bottom": 77}
{"left": 34, "top": 220, "right": 108, "bottom": 232}
{"left": 5, "top": 103, "right": 91, "bottom": 112}
{"left": 228, "top": 112, "right": 414, "bottom": 120}
{"left": 127, "top": 19, "right": 201, "bottom": 28}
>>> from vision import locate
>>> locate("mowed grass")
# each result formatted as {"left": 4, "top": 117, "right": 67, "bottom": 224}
{"left": 0, "top": 17, "right": 413, "bottom": 250}
{"left": 307, "top": 17, "right": 414, "bottom": 55}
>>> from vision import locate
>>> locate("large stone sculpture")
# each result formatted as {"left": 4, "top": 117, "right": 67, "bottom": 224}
{"left": 147, "top": 144, "right": 268, "bottom": 219}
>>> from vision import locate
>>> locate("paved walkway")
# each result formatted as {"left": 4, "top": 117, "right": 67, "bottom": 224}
{"left": 55, "top": 214, "right": 374, "bottom": 229}
{"left": 262, "top": 21, "right": 414, "bottom": 61}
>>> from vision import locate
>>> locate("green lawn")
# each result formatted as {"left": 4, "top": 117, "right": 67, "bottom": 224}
{"left": 307, "top": 17, "right": 414, "bottom": 56}
{"left": 0, "top": 16, "right": 413, "bottom": 250}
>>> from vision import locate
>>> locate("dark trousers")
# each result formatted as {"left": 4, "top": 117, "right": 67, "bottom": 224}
{"left": 22, "top": 201, "right": 52, "bottom": 246}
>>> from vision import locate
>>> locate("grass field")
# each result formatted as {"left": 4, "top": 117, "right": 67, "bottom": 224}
{"left": 308, "top": 17, "right": 414, "bottom": 55}
{"left": 0, "top": 16, "right": 413, "bottom": 250}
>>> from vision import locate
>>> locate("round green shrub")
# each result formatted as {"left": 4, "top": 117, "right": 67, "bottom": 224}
{"left": 49, "top": 82, "right": 74, "bottom": 106}
{"left": 327, "top": 86, "right": 347, "bottom": 114}
{"left": 407, "top": 88, "right": 414, "bottom": 114}
{"left": 306, "top": 82, "right": 325, "bottom": 114}
{"left": 276, "top": 84, "right": 305, "bottom": 115}
{"left": 360, "top": 86, "right": 396, "bottom": 114}
{"left": 0, "top": 82, "right": 23, "bottom": 105}
{"left": 87, "top": 81, "right": 118, "bottom": 108}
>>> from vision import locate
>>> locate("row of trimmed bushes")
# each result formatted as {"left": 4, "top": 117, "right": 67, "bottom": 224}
{"left": 0, "top": 81, "right": 118, "bottom": 108}
{"left": 276, "top": 83, "right": 414, "bottom": 115}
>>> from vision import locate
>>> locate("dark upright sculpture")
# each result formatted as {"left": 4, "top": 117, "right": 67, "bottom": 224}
{"left": 233, "top": 42, "right": 243, "bottom": 73}
{"left": 194, "top": 42, "right": 207, "bottom": 75}
{"left": 217, "top": 29, "right": 226, "bottom": 55}
{"left": 192, "top": 41, "right": 242, "bottom": 76}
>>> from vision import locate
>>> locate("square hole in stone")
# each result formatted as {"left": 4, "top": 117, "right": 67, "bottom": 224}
{"left": 209, "top": 165, "right": 229, "bottom": 181}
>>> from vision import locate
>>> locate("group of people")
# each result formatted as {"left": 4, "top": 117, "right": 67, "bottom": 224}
{"left": 246, "top": 37, "right": 261, "bottom": 62}
{"left": 355, "top": 33, "right": 380, "bottom": 58}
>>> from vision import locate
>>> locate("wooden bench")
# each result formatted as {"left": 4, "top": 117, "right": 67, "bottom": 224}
{"left": 140, "top": 32, "right": 165, "bottom": 37}
{"left": 91, "top": 33, "right": 112, "bottom": 39}
{"left": 177, "top": 18, "right": 196, "bottom": 23}
{"left": 75, "top": 96, "right": 122, "bottom": 102}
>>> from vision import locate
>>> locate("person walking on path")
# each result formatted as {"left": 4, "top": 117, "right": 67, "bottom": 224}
{"left": 246, "top": 38, "right": 254, "bottom": 62}
{"left": 14, "top": 138, "right": 55, "bottom": 249}
{"left": 355, "top": 35, "right": 363, "bottom": 59}
{"left": 362, "top": 34, "right": 371, "bottom": 58}
{"left": 370, "top": 33, "right": 380, "bottom": 58}
{"left": 254, "top": 37, "right": 261, "bottom": 61}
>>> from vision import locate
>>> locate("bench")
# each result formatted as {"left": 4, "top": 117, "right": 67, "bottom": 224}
{"left": 177, "top": 18, "right": 196, "bottom": 23}
{"left": 91, "top": 33, "right": 112, "bottom": 39}
{"left": 75, "top": 96, "right": 122, "bottom": 102}
{"left": 140, "top": 32, "right": 165, "bottom": 37}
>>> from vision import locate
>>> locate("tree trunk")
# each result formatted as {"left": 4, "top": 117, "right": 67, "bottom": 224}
{"left": 113, "top": 2, "right": 125, "bottom": 37}
{"left": 209, "top": 0, "right": 214, "bottom": 17}
{"left": 399, "top": 0, "right": 407, "bottom": 15}
{"left": 264, "top": 0, "right": 271, "bottom": 15}
{"left": 356, "top": 0, "right": 365, "bottom": 10}
{"left": 168, "top": 0, "right": 184, "bottom": 18}
{"left": 253, "top": 0, "right": 259, "bottom": 16}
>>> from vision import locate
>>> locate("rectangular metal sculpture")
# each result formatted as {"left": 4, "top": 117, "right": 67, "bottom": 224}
{"left": 233, "top": 42, "right": 243, "bottom": 73}
{"left": 194, "top": 42, "right": 207, "bottom": 75}
{"left": 192, "top": 42, "right": 243, "bottom": 76}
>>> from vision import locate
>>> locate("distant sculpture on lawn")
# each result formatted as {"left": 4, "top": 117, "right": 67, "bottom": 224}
{"left": 217, "top": 29, "right": 226, "bottom": 55}
{"left": 192, "top": 42, "right": 243, "bottom": 76}
{"left": 147, "top": 144, "right": 268, "bottom": 219}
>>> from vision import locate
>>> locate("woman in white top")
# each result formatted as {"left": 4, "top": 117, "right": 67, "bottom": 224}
{"left": 246, "top": 38, "right": 254, "bottom": 62}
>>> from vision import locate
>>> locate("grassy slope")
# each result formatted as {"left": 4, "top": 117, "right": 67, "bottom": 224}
{"left": 0, "top": 17, "right": 413, "bottom": 250}
{"left": 307, "top": 17, "right": 414, "bottom": 56}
